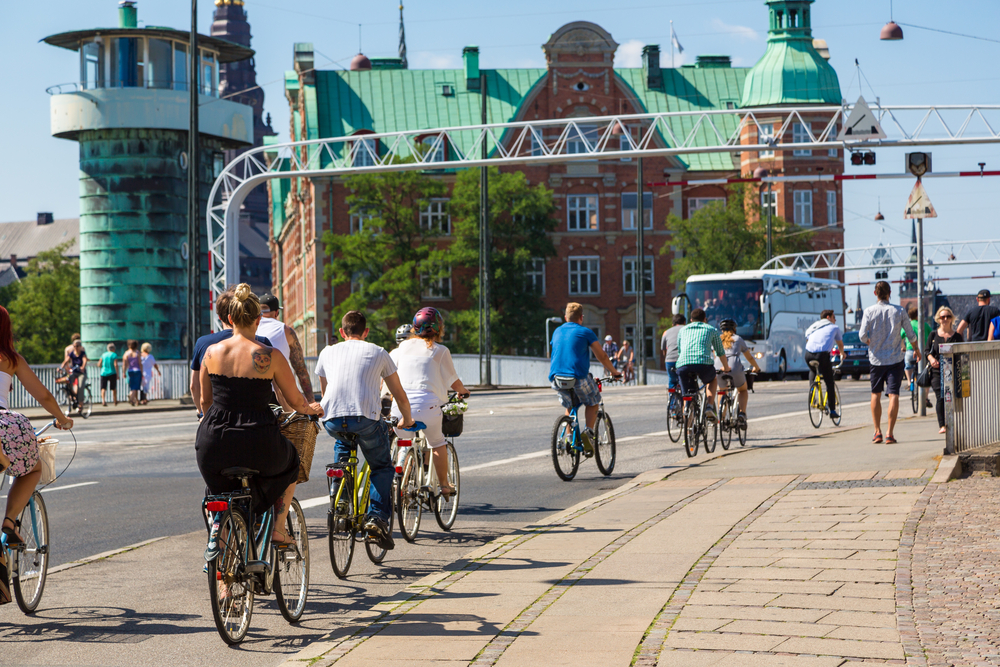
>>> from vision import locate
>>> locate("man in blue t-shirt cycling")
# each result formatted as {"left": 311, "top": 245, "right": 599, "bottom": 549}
{"left": 548, "top": 303, "right": 622, "bottom": 453}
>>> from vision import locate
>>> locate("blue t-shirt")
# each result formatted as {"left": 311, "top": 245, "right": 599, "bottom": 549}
{"left": 190, "top": 330, "right": 274, "bottom": 371}
{"left": 549, "top": 322, "right": 598, "bottom": 381}
{"left": 991, "top": 315, "right": 1000, "bottom": 340}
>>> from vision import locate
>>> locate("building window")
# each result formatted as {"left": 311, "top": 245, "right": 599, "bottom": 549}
{"left": 760, "top": 190, "right": 777, "bottom": 217}
{"left": 621, "top": 193, "right": 653, "bottom": 230}
{"left": 421, "top": 199, "right": 451, "bottom": 235}
{"left": 619, "top": 132, "right": 633, "bottom": 161}
{"left": 529, "top": 131, "right": 544, "bottom": 157}
{"left": 147, "top": 38, "right": 173, "bottom": 89}
{"left": 794, "top": 190, "right": 813, "bottom": 226}
{"left": 624, "top": 324, "right": 656, "bottom": 360}
{"left": 567, "top": 195, "right": 599, "bottom": 231}
{"left": 567, "top": 124, "right": 598, "bottom": 154}
{"left": 420, "top": 135, "right": 446, "bottom": 162}
{"left": 758, "top": 123, "right": 774, "bottom": 158}
{"left": 350, "top": 210, "right": 373, "bottom": 234}
{"left": 353, "top": 137, "right": 376, "bottom": 167}
{"left": 793, "top": 122, "right": 812, "bottom": 156}
{"left": 568, "top": 256, "right": 600, "bottom": 295}
{"left": 173, "top": 42, "right": 188, "bottom": 92}
{"left": 350, "top": 270, "right": 371, "bottom": 294}
{"left": 422, "top": 267, "right": 452, "bottom": 299}
{"left": 826, "top": 190, "right": 837, "bottom": 227}
{"left": 623, "top": 256, "right": 654, "bottom": 295}
{"left": 526, "top": 259, "right": 546, "bottom": 294}
{"left": 80, "top": 40, "right": 104, "bottom": 90}
{"left": 828, "top": 125, "right": 838, "bottom": 157}
{"left": 688, "top": 197, "right": 725, "bottom": 218}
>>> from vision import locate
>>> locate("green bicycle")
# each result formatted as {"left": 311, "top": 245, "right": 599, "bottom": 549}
{"left": 807, "top": 359, "right": 842, "bottom": 428}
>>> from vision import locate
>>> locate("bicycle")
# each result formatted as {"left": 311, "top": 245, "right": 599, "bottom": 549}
{"left": 56, "top": 369, "right": 92, "bottom": 419}
{"left": 807, "top": 359, "right": 843, "bottom": 428}
{"left": 551, "top": 377, "right": 617, "bottom": 481}
{"left": 666, "top": 386, "right": 683, "bottom": 443}
{"left": 0, "top": 420, "right": 63, "bottom": 614}
{"left": 716, "top": 374, "right": 747, "bottom": 450}
{"left": 681, "top": 378, "right": 718, "bottom": 458}
{"left": 202, "top": 467, "right": 309, "bottom": 645}
{"left": 327, "top": 418, "right": 424, "bottom": 578}
{"left": 395, "top": 394, "right": 466, "bottom": 543}
{"left": 909, "top": 378, "right": 919, "bottom": 415}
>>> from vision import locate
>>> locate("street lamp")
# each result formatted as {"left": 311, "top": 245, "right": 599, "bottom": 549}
{"left": 880, "top": 0, "right": 903, "bottom": 40}
{"left": 545, "top": 317, "right": 563, "bottom": 359}
{"left": 754, "top": 167, "right": 773, "bottom": 262}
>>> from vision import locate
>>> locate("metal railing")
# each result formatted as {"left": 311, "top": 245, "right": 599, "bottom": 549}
{"left": 8, "top": 360, "right": 191, "bottom": 410}
{"left": 942, "top": 341, "right": 1000, "bottom": 454}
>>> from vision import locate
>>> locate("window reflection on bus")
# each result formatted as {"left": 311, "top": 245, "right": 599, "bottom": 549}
{"left": 686, "top": 280, "right": 764, "bottom": 340}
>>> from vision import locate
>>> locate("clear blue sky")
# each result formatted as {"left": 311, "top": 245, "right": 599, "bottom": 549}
{"left": 5, "top": 0, "right": 1000, "bottom": 302}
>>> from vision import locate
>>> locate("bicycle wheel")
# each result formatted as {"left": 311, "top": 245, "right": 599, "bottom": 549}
{"left": 683, "top": 401, "right": 699, "bottom": 458}
{"left": 275, "top": 498, "right": 309, "bottom": 623}
{"left": 208, "top": 509, "right": 253, "bottom": 645}
{"left": 433, "top": 443, "right": 460, "bottom": 530}
{"left": 79, "top": 387, "right": 93, "bottom": 419}
{"left": 666, "top": 393, "right": 682, "bottom": 443}
{"left": 594, "top": 411, "right": 616, "bottom": 476}
{"left": 910, "top": 384, "right": 918, "bottom": 414}
{"left": 13, "top": 492, "right": 48, "bottom": 613}
{"left": 328, "top": 473, "right": 356, "bottom": 579}
{"left": 703, "top": 408, "right": 718, "bottom": 454}
{"left": 831, "top": 385, "right": 843, "bottom": 426}
{"left": 551, "top": 416, "right": 580, "bottom": 481}
{"left": 807, "top": 383, "right": 824, "bottom": 428}
{"left": 718, "top": 396, "right": 733, "bottom": 451}
{"left": 396, "top": 449, "right": 422, "bottom": 542}
{"left": 365, "top": 506, "right": 393, "bottom": 564}
{"left": 738, "top": 414, "right": 748, "bottom": 447}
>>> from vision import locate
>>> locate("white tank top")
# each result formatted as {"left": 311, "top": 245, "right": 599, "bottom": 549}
{"left": 255, "top": 316, "right": 291, "bottom": 361}
{"left": 0, "top": 370, "right": 11, "bottom": 410}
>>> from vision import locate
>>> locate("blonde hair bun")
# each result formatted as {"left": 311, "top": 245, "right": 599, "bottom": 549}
{"left": 228, "top": 283, "right": 262, "bottom": 327}
{"left": 234, "top": 283, "right": 253, "bottom": 302}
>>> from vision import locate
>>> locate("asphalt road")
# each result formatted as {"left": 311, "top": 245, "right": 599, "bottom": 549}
{"left": 0, "top": 378, "right": 903, "bottom": 666}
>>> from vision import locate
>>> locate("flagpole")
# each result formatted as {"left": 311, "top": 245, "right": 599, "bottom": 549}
{"left": 670, "top": 20, "right": 674, "bottom": 69}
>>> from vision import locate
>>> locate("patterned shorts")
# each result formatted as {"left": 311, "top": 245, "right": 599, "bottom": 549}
{"left": 0, "top": 410, "right": 38, "bottom": 477}
{"left": 552, "top": 374, "right": 601, "bottom": 409}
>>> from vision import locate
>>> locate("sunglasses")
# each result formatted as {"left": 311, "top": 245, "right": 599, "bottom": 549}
{"left": 939, "top": 315, "right": 953, "bottom": 320}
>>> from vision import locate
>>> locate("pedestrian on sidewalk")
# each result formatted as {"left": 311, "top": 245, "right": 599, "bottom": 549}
{"left": 676, "top": 308, "right": 729, "bottom": 423}
{"left": 139, "top": 343, "right": 160, "bottom": 405}
{"left": 805, "top": 310, "right": 844, "bottom": 420}
{"left": 925, "top": 306, "right": 962, "bottom": 434}
{"left": 256, "top": 293, "right": 314, "bottom": 407}
{"left": 0, "top": 305, "right": 73, "bottom": 595}
{"left": 549, "top": 303, "right": 621, "bottom": 454}
{"left": 661, "top": 314, "right": 685, "bottom": 391}
{"left": 858, "top": 281, "right": 919, "bottom": 444}
{"left": 98, "top": 343, "right": 119, "bottom": 406}
{"left": 902, "top": 305, "right": 931, "bottom": 391}
{"left": 123, "top": 340, "right": 142, "bottom": 407}
{"left": 956, "top": 289, "right": 999, "bottom": 342}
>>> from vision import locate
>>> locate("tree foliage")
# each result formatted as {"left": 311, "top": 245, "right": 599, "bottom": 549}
{"left": 446, "top": 167, "right": 558, "bottom": 355}
{"left": 2, "top": 240, "right": 80, "bottom": 363}
{"left": 322, "top": 162, "right": 447, "bottom": 348}
{"left": 661, "top": 184, "right": 812, "bottom": 284}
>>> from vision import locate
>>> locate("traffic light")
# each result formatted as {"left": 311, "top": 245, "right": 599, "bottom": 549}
{"left": 875, "top": 270, "right": 888, "bottom": 280}
{"left": 851, "top": 151, "right": 876, "bottom": 166}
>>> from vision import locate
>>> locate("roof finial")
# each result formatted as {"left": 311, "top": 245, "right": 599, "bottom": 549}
{"left": 398, "top": 3, "right": 408, "bottom": 69}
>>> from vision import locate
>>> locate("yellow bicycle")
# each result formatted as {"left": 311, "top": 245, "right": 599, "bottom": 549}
{"left": 807, "top": 359, "right": 842, "bottom": 428}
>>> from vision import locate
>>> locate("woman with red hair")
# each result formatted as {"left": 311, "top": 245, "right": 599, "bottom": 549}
{"left": 0, "top": 306, "right": 73, "bottom": 552}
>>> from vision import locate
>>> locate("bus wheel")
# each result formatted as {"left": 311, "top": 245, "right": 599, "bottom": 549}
{"left": 776, "top": 352, "right": 787, "bottom": 382}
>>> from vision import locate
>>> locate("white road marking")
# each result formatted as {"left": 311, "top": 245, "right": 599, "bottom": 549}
{"left": 1, "top": 480, "right": 99, "bottom": 499}
{"left": 462, "top": 450, "right": 550, "bottom": 472}
{"left": 299, "top": 496, "right": 329, "bottom": 510}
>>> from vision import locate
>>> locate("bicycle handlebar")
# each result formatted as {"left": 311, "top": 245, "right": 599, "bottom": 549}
{"left": 35, "top": 419, "right": 58, "bottom": 437}
{"left": 280, "top": 411, "right": 320, "bottom": 427}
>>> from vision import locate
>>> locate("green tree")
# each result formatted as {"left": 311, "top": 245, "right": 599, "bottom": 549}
{"left": 661, "top": 184, "right": 811, "bottom": 284}
{"left": 445, "top": 167, "right": 558, "bottom": 355}
{"left": 4, "top": 240, "right": 80, "bottom": 363}
{"left": 322, "top": 162, "right": 447, "bottom": 348}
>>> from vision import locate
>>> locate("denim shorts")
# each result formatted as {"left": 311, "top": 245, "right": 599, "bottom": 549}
{"left": 904, "top": 349, "right": 916, "bottom": 371}
{"left": 552, "top": 374, "right": 601, "bottom": 409}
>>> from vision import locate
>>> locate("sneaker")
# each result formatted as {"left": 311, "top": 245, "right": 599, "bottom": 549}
{"left": 704, "top": 405, "right": 718, "bottom": 424}
{"left": 363, "top": 515, "right": 395, "bottom": 551}
{"left": 580, "top": 428, "right": 596, "bottom": 456}
{"left": 909, "top": 381, "right": 915, "bottom": 392}
{"left": 829, "top": 409, "right": 840, "bottom": 420}
{"left": 736, "top": 411, "right": 747, "bottom": 428}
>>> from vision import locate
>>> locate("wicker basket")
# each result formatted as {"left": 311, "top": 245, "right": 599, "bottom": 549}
{"left": 441, "top": 413, "right": 464, "bottom": 438}
{"left": 280, "top": 414, "right": 320, "bottom": 483}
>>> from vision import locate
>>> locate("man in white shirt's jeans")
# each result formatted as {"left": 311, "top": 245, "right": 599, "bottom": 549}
{"left": 316, "top": 311, "right": 415, "bottom": 550}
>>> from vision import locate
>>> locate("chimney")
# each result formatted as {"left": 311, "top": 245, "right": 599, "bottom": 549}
{"left": 119, "top": 1, "right": 137, "bottom": 29}
{"left": 463, "top": 46, "right": 481, "bottom": 91}
{"left": 37, "top": 212, "right": 53, "bottom": 225}
{"left": 9, "top": 255, "right": 16, "bottom": 270}
{"left": 294, "top": 43, "right": 315, "bottom": 85}
{"left": 642, "top": 45, "right": 662, "bottom": 88}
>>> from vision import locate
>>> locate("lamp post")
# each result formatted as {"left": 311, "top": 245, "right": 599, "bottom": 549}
{"left": 754, "top": 167, "right": 772, "bottom": 261}
{"left": 545, "top": 317, "right": 563, "bottom": 359}
{"left": 187, "top": 0, "right": 200, "bottom": 356}
{"left": 636, "top": 156, "right": 647, "bottom": 385}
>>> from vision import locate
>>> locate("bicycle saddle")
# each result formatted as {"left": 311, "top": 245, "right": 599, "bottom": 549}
{"left": 221, "top": 467, "right": 259, "bottom": 479}
{"left": 807, "top": 360, "right": 821, "bottom": 370}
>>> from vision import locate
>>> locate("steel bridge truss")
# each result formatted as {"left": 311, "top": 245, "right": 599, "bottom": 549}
{"left": 207, "top": 103, "right": 1000, "bottom": 326}
{"left": 760, "top": 240, "right": 1000, "bottom": 274}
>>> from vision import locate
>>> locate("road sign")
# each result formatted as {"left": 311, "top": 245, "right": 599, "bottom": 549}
{"left": 838, "top": 96, "right": 887, "bottom": 141}
{"left": 904, "top": 179, "right": 937, "bottom": 219}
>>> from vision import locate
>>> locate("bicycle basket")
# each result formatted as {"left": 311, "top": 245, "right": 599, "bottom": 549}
{"left": 280, "top": 413, "right": 320, "bottom": 483}
{"left": 37, "top": 438, "right": 58, "bottom": 485}
{"left": 441, "top": 413, "right": 464, "bottom": 438}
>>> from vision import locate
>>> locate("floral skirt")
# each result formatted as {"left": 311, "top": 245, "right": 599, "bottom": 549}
{"left": 0, "top": 410, "right": 38, "bottom": 477}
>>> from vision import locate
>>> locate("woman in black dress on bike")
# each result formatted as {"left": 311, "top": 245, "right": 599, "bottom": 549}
{"left": 196, "top": 284, "right": 322, "bottom": 544}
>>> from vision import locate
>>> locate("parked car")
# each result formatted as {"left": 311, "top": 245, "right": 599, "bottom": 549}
{"left": 834, "top": 331, "right": 870, "bottom": 381}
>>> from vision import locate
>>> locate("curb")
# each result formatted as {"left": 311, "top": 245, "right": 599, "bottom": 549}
{"left": 22, "top": 402, "right": 191, "bottom": 421}
{"left": 47, "top": 536, "right": 168, "bottom": 575}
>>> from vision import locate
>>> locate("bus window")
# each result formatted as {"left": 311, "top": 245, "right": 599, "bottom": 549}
{"left": 684, "top": 279, "right": 764, "bottom": 339}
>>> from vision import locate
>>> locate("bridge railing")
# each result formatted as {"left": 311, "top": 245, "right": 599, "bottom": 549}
{"left": 8, "top": 360, "right": 191, "bottom": 410}
{"left": 942, "top": 341, "right": 1000, "bottom": 454}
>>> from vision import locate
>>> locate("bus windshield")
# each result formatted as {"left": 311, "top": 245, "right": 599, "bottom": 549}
{"left": 685, "top": 279, "right": 764, "bottom": 339}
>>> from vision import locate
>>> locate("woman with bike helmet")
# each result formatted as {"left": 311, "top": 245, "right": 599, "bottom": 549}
{"left": 389, "top": 308, "right": 469, "bottom": 497}
{"left": 716, "top": 319, "right": 761, "bottom": 424}
{"left": 394, "top": 324, "right": 413, "bottom": 345}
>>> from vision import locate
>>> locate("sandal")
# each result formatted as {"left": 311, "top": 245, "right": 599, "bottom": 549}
{"left": 886, "top": 436, "right": 897, "bottom": 444}
{"left": 2, "top": 518, "right": 23, "bottom": 548}
{"left": 872, "top": 432, "right": 883, "bottom": 444}
{"left": 439, "top": 485, "right": 456, "bottom": 500}
{"left": 271, "top": 530, "right": 294, "bottom": 547}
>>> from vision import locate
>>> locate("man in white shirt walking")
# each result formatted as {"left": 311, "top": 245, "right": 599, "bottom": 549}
{"left": 316, "top": 311, "right": 415, "bottom": 550}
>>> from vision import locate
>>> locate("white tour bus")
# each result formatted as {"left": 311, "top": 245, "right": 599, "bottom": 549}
{"left": 672, "top": 269, "right": 844, "bottom": 380}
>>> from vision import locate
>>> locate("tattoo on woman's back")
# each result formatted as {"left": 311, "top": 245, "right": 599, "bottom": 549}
{"left": 252, "top": 349, "right": 272, "bottom": 374}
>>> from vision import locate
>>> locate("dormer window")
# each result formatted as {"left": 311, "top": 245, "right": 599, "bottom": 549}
{"left": 417, "top": 134, "right": 447, "bottom": 163}
{"left": 441, "top": 84, "right": 454, "bottom": 96}
{"left": 351, "top": 130, "right": 378, "bottom": 167}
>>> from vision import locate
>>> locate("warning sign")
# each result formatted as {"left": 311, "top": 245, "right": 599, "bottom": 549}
{"left": 838, "top": 96, "right": 887, "bottom": 141}
{"left": 904, "top": 179, "right": 937, "bottom": 219}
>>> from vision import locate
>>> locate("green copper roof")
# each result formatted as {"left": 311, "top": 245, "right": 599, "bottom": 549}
{"left": 740, "top": 0, "right": 841, "bottom": 107}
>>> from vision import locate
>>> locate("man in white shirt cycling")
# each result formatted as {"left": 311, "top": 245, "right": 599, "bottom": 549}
{"left": 804, "top": 309, "right": 845, "bottom": 420}
{"left": 315, "top": 311, "right": 415, "bottom": 550}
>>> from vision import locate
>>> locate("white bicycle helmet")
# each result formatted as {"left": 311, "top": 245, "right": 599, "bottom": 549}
{"left": 395, "top": 324, "right": 414, "bottom": 343}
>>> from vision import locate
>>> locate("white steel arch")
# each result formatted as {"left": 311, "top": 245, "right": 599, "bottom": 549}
{"left": 760, "top": 240, "right": 1000, "bottom": 273}
{"left": 206, "top": 103, "right": 1000, "bottom": 328}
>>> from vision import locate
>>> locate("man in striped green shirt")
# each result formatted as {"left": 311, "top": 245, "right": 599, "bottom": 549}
{"left": 677, "top": 308, "right": 729, "bottom": 422}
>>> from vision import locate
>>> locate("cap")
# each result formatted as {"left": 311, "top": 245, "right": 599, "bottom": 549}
{"left": 259, "top": 292, "right": 281, "bottom": 311}
{"left": 978, "top": 289, "right": 992, "bottom": 299}
{"left": 604, "top": 335, "right": 613, "bottom": 341}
